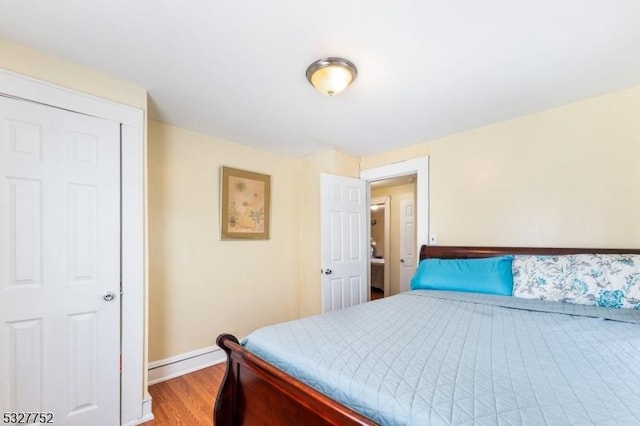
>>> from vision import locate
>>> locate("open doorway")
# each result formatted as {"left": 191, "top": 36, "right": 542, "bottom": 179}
{"left": 370, "top": 195, "right": 390, "bottom": 300}
{"left": 369, "top": 176, "right": 417, "bottom": 298}
{"left": 360, "top": 157, "right": 429, "bottom": 300}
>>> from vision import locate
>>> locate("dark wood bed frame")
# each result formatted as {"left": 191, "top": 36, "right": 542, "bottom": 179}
{"left": 214, "top": 245, "right": 640, "bottom": 425}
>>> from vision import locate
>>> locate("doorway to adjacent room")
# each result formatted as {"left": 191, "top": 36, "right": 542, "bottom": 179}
{"left": 361, "top": 157, "right": 429, "bottom": 300}
{"left": 369, "top": 176, "right": 417, "bottom": 298}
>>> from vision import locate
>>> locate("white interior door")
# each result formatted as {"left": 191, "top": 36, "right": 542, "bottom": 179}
{"left": 321, "top": 173, "right": 367, "bottom": 312}
{"left": 399, "top": 196, "right": 416, "bottom": 292}
{"left": 0, "top": 96, "right": 121, "bottom": 426}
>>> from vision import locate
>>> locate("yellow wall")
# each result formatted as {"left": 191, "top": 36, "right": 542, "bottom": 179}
{"left": 147, "top": 124, "right": 361, "bottom": 359}
{"left": 363, "top": 86, "right": 640, "bottom": 248}
{"left": 297, "top": 150, "right": 361, "bottom": 318}
{"left": 148, "top": 141, "right": 360, "bottom": 357}
{"left": 372, "top": 184, "right": 416, "bottom": 295}
{"left": 147, "top": 120, "right": 302, "bottom": 361}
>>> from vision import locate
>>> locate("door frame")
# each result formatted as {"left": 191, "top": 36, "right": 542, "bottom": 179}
{"left": 361, "top": 157, "right": 429, "bottom": 274}
{"left": 0, "top": 69, "right": 145, "bottom": 425}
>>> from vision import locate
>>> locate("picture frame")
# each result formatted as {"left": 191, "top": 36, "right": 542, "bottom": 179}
{"left": 220, "top": 166, "right": 271, "bottom": 240}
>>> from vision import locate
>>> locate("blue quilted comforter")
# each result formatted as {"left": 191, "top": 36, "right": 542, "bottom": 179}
{"left": 242, "top": 291, "right": 640, "bottom": 425}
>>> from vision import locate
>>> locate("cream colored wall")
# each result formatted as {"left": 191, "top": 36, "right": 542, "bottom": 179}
{"left": 297, "top": 150, "right": 360, "bottom": 318}
{"left": 362, "top": 86, "right": 640, "bottom": 248}
{"left": 147, "top": 134, "right": 359, "bottom": 358}
{"left": 372, "top": 184, "right": 416, "bottom": 295}
{"left": 147, "top": 120, "right": 302, "bottom": 361}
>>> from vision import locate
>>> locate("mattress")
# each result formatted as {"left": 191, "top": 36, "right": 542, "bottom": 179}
{"left": 242, "top": 291, "right": 640, "bottom": 425}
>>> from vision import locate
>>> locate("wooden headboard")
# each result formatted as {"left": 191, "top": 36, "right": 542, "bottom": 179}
{"left": 420, "top": 245, "right": 640, "bottom": 261}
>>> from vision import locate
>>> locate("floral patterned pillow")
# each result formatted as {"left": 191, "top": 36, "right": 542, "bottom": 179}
{"left": 596, "top": 254, "right": 640, "bottom": 309}
{"left": 512, "top": 255, "right": 569, "bottom": 302}
{"left": 513, "top": 254, "right": 640, "bottom": 309}
{"left": 562, "top": 254, "right": 609, "bottom": 306}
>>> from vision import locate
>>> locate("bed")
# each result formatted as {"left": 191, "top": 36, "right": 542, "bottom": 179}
{"left": 214, "top": 245, "right": 640, "bottom": 425}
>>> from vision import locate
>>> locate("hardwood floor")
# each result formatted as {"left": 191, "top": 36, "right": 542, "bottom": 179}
{"left": 143, "top": 363, "right": 225, "bottom": 426}
{"left": 371, "top": 287, "right": 384, "bottom": 301}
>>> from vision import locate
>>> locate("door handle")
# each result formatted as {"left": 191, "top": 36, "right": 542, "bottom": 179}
{"left": 103, "top": 291, "right": 116, "bottom": 301}
{"left": 324, "top": 269, "right": 333, "bottom": 275}
{"left": 400, "top": 259, "right": 405, "bottom": 263}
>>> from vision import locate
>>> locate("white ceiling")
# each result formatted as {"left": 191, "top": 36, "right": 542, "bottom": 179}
{"left": 1, "top": 0, "right": 639, "bottom": 158}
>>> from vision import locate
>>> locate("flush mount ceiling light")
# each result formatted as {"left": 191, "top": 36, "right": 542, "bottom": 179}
{"left": 306, "top": 57, "right": 357, "bottom": 96}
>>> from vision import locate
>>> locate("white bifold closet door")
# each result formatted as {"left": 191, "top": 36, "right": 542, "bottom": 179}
{"left": 0, "top": 96, "right": 121, "bottom": 426}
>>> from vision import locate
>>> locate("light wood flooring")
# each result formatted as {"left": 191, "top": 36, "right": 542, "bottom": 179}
{"left": 142, "top": 363, "right": 225, "bottom": 426}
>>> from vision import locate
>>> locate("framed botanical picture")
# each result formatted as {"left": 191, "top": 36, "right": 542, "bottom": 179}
{"left": 220, "top": 166, "right": 271, "bottom": 240}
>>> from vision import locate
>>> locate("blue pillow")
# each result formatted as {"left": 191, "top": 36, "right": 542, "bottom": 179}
{"left": 411, "top": 256, "right": 514, "bottom": 296}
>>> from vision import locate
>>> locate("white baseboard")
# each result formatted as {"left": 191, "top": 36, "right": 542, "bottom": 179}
{"left": 148, "top": 345, "right": 226, "bottom": 385}
{"left": 120, "top": 396, "right": 153, "bottom": 426}
{"left": 141, "top": 396, "right": 154, "bottom": 422}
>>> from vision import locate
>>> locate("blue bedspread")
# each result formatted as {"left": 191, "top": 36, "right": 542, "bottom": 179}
{"left": 242, "top": 291, "right": 640, "bottom": 425}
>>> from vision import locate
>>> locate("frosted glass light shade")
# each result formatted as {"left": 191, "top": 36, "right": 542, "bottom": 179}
{"left": 306, "top": 58, "right": 357, "bottom": 96}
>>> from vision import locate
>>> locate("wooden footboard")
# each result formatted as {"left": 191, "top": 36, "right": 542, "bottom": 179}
{"left": 214, "top": 334, "right": 376, "bottom": 426}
